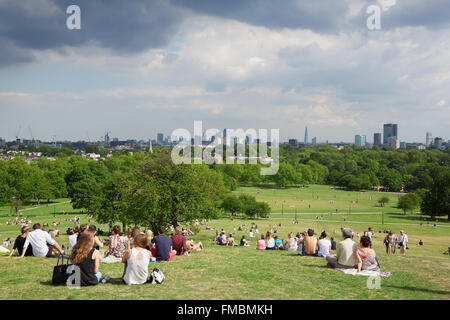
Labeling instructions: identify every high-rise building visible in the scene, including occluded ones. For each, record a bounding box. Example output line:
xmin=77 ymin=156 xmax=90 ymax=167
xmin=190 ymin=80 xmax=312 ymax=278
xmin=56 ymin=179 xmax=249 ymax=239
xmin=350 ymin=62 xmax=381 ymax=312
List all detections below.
xmin=383 ymin=123 xmax=398 ymax=145
xmin=304 ymin=126 xmax=308 ymax=144
xmin=157 ymin=133 xmax=164 ymax=145
xmin=426 ymin=132 xmax=433 ymax=147
xmin=288 ymin=139 xmax=298 ymax=147
xmin=312 ymin=137 xmax=317 ymax=146
xmin=373 ymin=133 xmax=382 ymax=146
xmin=390 ymin=138 xmax=400 ymax=149
xmin=434 ymin=137 xmax=443 ymax=149
xmin=355 ymin=135 xmax=366 ymax=146
xmin=0 ymin=138 xmax=5 ymax=147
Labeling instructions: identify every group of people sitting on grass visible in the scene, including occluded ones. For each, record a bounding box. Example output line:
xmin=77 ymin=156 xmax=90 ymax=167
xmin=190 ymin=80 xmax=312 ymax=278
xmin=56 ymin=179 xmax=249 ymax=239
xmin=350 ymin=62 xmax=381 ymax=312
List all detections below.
xmin=252 ymin=227 xmax=379 ymax=273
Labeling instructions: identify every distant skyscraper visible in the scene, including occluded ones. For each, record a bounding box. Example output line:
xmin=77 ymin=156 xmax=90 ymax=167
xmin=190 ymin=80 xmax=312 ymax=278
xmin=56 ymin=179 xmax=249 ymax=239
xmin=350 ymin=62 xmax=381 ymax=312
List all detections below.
xmin=288 ymin=139 xmax=298 ymax=147
xmin=304 ymin=126 xmax=308 ymax=144
xmin=374 ymin=133 xmax=382 ymax=146
xmin=157 ymin=133 xmax=164 ymax=145
xmin=355 ymin=135 xmax=366 ymax=146
xmin=426 ymin=132 xmax=433 ymax=147
xmin=434 ymin=137 xmax=443 ymax=149
xmin=383 ymin=123 xmax=398 ymax=145
xmin=312 ymin=137 xmax=317 ymax=146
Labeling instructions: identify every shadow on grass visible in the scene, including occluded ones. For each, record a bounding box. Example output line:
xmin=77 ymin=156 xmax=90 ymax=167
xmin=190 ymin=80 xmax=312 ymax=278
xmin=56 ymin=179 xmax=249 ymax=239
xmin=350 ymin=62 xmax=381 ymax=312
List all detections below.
xmin=383 ymin=285 xmax=450 ymax=296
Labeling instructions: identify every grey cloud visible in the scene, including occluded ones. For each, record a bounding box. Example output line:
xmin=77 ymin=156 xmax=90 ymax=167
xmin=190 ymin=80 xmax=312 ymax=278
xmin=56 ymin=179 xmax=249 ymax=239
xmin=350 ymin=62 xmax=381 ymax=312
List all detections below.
xmin=0 ymin=0 xmax=185 ymax=66
xmin=170 ymin=0 xmax=350 ymax=33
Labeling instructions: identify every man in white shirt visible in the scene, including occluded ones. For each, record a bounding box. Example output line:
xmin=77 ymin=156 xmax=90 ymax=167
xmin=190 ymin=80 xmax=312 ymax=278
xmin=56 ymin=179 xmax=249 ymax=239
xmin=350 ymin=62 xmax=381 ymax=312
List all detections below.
xmin=326 ymin=228 xmax=358 ymax=269
xmin=20 ymin=223 xmax=64 ymax=258
xmin=397 ymin=230 xmax=408 ymax=254
xmin=364 ymin=227 xmax=373 ymax=248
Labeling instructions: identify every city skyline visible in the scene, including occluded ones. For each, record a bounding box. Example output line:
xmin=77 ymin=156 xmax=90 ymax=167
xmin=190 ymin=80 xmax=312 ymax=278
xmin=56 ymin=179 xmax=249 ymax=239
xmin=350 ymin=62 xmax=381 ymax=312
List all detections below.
xmin=1 ymin=1 xmax=450 ymax=142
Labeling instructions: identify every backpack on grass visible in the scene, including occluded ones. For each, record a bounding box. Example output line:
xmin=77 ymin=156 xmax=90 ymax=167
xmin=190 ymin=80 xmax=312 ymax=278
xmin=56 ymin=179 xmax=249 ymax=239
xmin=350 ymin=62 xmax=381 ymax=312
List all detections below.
xmin=149 ymin=268 xmax=165 ymax=284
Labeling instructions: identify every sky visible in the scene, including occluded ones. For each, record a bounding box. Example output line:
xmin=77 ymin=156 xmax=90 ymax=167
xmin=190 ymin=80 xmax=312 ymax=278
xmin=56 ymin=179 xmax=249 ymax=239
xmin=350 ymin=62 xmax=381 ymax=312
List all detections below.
xmin=0 ymin=0 xmax=450 ymax=143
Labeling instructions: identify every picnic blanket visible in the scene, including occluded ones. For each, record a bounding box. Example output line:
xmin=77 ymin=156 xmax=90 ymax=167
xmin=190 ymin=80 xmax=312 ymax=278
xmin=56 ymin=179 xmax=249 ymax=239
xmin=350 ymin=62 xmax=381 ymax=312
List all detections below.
xmin=101 ymin=256 xmax=122 ymax=264
xmin=336 ymin=268 xmax=392 ymax=277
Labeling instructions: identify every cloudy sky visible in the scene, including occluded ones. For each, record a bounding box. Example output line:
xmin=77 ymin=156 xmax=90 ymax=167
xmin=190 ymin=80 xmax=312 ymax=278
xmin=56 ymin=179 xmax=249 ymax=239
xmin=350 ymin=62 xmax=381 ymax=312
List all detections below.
xmin=0 ymin=0 xmax=449 ymax=143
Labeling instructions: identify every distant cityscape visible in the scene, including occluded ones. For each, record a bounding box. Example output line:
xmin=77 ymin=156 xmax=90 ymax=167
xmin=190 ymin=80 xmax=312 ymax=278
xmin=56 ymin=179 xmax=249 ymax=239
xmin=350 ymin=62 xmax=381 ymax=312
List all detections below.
xmin=0 ymin=123 xmax=448 ymax=158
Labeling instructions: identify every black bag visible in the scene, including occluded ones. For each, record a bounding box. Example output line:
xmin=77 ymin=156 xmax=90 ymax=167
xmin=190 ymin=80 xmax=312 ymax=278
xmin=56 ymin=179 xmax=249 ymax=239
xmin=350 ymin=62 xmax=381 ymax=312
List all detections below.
xmin=52 ymin=255 xmax=72 ymax=285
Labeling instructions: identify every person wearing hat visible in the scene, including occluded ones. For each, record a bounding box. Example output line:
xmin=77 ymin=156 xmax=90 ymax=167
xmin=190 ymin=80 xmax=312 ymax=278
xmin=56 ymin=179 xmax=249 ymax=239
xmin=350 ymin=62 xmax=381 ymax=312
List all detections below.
xmin=326 ymin=228 xmax=358 ymax=269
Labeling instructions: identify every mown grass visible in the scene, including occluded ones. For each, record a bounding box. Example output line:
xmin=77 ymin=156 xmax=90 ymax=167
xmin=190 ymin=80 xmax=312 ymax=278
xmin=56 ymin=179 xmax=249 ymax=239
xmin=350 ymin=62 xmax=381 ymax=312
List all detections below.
xmin=0 ymin=186 xmax=449 ymax=300
xmin=1 ymin=216 xmax=449 ymax=300
xmin=234 ymin=185 xmax=410 ymax=213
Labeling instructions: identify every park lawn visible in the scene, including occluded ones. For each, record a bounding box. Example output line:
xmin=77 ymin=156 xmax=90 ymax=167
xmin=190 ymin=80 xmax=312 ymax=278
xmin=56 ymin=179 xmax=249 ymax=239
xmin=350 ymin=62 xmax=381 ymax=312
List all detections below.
xmin=0 ymin=217 xmax=449 ymax=300
xmin=234 ymin=185 xmax=406 ymax=213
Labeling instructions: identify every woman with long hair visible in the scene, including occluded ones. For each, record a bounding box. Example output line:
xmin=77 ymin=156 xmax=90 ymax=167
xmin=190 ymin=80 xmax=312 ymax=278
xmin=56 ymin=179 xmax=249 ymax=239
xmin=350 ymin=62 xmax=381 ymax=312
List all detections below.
xmin=108 ymin=225 xmax=125 ymax=258
xmin=8 ymin=226 xmax=33 ymax=257
xmin=70 ymin=231 xmax=103 ymax=286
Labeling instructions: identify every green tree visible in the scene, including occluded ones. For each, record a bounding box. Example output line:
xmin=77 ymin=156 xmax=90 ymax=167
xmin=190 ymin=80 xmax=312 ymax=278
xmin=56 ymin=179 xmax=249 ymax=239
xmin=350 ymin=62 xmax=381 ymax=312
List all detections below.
xmin=421 ymin=168 xmax=450 ymax=220
xmin=397 ymin=193 xmax=420 ymax=215
xmin=378 ymin=196 xmax=390 ymax=207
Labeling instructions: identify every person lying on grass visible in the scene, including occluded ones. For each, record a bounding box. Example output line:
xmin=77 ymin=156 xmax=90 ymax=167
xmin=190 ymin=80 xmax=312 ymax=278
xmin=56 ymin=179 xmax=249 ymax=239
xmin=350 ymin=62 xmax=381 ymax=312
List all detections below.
xmin=122 ymin=233 xmax=151 ymax=285
xmin=8 ymin=226 xmax=33 ymax=257
xmin=70 ymin=230 xmax=107 ymax=286
xmin=186 ymin=239 xmax=203 ymax=252
xmin=355 ymin=235 xmax=379 ymax=273
xmin=19 ymin=223 xmax=64 ymax=258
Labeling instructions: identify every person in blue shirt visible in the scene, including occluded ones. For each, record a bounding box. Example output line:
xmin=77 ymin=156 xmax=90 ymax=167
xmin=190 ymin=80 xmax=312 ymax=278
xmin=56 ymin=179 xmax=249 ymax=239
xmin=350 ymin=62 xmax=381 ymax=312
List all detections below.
xmin=217 ymin=232 xmax=226 ymax=245
xmin=274 ymin=235 xmax=284 ymax=250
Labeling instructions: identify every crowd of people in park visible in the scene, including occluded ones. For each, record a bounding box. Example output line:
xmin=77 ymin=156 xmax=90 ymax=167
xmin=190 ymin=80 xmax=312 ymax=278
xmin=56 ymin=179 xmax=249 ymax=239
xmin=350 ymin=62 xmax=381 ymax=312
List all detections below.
xmin=2 ymin=215 xmax=450 ymax=285
xmin=2 ymin=219 xmax=204 ymax=286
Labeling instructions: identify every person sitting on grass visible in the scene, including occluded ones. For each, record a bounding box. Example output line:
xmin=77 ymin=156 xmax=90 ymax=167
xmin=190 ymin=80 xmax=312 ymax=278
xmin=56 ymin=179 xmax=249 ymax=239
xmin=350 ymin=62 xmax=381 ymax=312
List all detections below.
xmin=443 ymin=247 xmax=450 ymax=255
xmin=87 ymin=225 xmax=104 ymax=250
xmin=151 ymin=226 xmax=176 ymax=262
xmin=330 ymin=237 xmax=337 ymax=251
xmin=240 ymin=235 xmax=250 ymax=247
xmin=68 ymin=226 xmax=79 ymax=250
xmin=355 ymin=235 xmax=379 ymax=273
xmin=172 ymin=226 xmax=189 ymax=256
xmin=274 ymin=235 xmax=284 ymax=250
xmin=108 ymin=225 xmax=125 ymax=258
xmin=285 ymin=232 xmax=298 ymax=252
xmin=70 ymin=230 xmax=105 ymax=286
xmin=227 ymin=233 xmax=235 ymax=246
xmin=317 ymin=231 xmax=331 ymax=258
xmin=416 ymin=240 xmax=424 ymax=246
xmin=265 ymin=232 xmax=275 ymax=250
xmin=122 ymin=233 xmax=151 ymax=285
xmin=257 ymin=235 xmax=266 ymax=250
xmin=20 ymin=223 xmax=64 ymax=258
xmin=300 ymin=229 xmax=318 ymax=256
xmin=8 ymin=226 xmax=33 ymax=257
xmin=217 ymin=232 xmax=227 ymax=245
xmin=326 ymin=228 xmax=358 ymax=269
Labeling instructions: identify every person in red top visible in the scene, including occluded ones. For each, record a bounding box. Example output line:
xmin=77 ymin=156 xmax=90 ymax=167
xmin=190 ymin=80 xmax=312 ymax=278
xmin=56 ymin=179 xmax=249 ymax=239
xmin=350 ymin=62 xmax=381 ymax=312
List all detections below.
xmin=171 ymin=226 xmax=189 ymax=256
